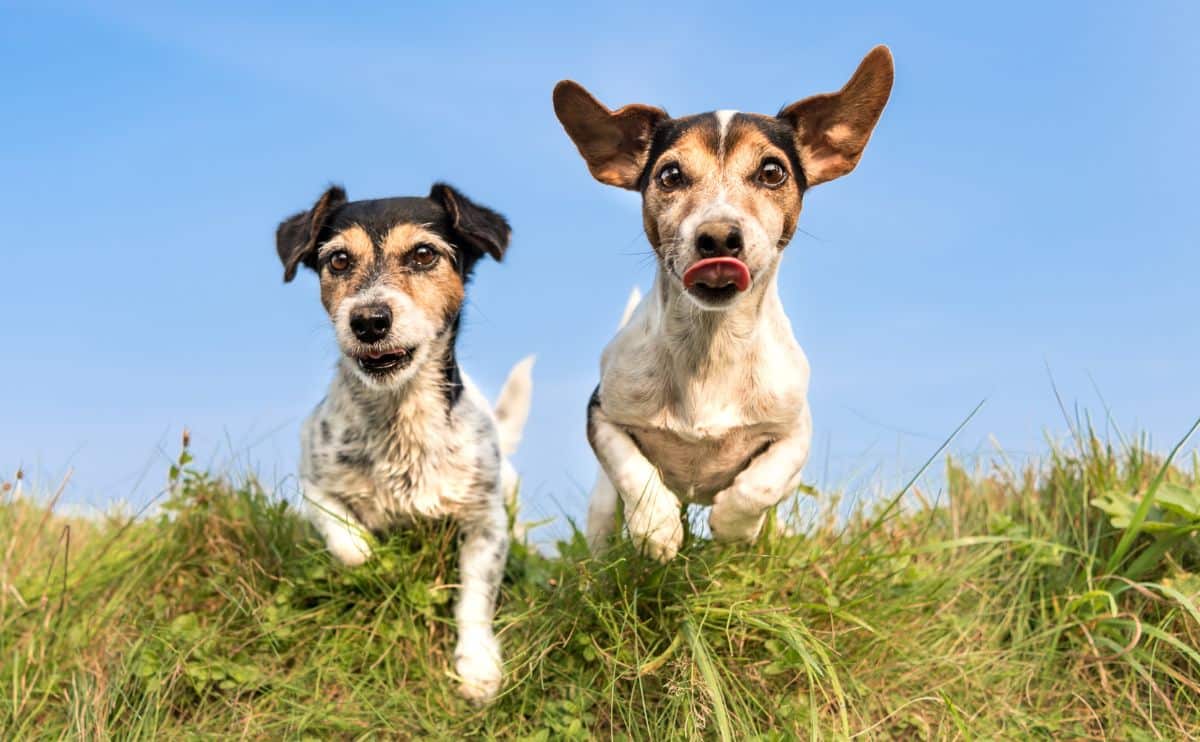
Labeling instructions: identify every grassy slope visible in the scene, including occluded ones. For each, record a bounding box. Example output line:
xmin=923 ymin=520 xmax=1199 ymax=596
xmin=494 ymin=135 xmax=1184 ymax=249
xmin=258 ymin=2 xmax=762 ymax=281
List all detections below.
xmin=2 ymin=434 xmax=1199 ymax=740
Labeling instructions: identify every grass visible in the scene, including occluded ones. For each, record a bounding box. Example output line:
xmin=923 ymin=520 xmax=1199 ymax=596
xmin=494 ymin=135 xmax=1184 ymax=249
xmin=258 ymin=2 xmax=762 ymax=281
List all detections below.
xmin=3 ymin=426 xmax=1199 ymax=739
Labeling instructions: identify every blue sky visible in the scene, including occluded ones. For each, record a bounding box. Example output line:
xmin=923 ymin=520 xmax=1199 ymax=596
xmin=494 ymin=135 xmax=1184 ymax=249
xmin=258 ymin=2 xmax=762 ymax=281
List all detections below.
xmin=3 ymin=2 xmax=1198 ymax=528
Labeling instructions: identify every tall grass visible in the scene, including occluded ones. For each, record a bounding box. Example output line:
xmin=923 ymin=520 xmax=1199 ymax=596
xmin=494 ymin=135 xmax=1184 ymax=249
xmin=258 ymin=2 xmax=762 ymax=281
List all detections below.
xmin=2 ymin=428 xmax=1198 ymax=738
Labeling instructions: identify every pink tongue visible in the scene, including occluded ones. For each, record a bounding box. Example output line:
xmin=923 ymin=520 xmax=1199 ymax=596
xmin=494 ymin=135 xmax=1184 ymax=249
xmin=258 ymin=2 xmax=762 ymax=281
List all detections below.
xmin=682 ymin=257 xmax=751 ymax=291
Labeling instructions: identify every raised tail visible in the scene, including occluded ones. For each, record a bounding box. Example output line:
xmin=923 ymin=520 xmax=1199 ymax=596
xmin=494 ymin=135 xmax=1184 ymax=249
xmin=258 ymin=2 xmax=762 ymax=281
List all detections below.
xmin=618 ymin=285 xmax=642 ymax=329
xmin=494 ymin=355 xmax=535 ymax=457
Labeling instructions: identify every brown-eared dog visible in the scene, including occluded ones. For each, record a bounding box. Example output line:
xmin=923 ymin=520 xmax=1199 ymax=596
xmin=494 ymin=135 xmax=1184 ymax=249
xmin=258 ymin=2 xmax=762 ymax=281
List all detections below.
xmin=554 ymin=47 xmax=894 ymax=561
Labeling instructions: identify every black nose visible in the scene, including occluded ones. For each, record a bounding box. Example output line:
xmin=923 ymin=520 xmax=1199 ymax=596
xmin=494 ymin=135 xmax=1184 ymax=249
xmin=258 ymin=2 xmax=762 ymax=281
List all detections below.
xmin=349 ymin=304 xmax=392 ymax=344
xmin=695 ymin=221 xmax=743 ymax=258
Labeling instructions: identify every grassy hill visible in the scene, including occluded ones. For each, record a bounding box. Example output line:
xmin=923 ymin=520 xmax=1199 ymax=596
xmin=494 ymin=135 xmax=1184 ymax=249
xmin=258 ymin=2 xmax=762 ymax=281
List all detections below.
xmin=3 ymin=428 xmax=1199 ymax=739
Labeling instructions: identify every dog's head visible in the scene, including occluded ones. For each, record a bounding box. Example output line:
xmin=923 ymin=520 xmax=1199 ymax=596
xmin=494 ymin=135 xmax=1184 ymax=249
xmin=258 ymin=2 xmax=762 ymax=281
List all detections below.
xmin=554 ymin=46 xmax=893 ymax=310
xmin=276 ymin=183 xmax=510 ymax=388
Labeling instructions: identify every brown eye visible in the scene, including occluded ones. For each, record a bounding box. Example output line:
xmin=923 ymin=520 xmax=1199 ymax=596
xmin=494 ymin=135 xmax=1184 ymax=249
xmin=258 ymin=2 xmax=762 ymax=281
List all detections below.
xmin=409 ymin=244 xmax=439 ymax=269
xmin=757 ymin=159 xmax=788 ymax=188
xmin=657 ymin=163 xmax=685 ymax=190
xmin=328 ymin=250 xmax=351 ymax=273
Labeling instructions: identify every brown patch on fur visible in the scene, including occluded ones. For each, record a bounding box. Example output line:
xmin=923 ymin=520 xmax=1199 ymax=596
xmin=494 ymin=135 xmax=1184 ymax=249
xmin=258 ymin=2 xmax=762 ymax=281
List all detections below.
xmin=318 ymin=225 xmax=375 ymax=313
xmin=381 ymin=224 xmax=465 ymax=327
xmin=317 ymin=224 xmax=465 ymax=328
xmin=722 ymin=118 xmax=803 ymax=245
xmin=641 ymin=120 xmax=802 ymax=253
xmin=641 ymin=127 xmax=722 ymax=254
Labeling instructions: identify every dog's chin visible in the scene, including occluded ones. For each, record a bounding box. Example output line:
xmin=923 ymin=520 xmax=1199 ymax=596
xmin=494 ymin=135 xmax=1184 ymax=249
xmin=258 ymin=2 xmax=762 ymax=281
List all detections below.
xmin=684 ymin=283 xmax=746 ymax=310
xmin=345 ymin=346 xmax=419 ymax=388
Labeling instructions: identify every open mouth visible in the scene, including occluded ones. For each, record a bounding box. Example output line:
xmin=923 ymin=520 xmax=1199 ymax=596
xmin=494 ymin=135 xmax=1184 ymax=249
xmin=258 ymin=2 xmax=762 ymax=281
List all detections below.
xmin=353 ymin=347 xmax=416 ymax=376
xmin=682 ymin=257 xmax=752 ymax=304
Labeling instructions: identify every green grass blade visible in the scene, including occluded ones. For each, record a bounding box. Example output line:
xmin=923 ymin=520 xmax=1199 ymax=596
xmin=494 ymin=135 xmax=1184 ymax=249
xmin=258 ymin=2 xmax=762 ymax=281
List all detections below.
xmin=682 ymin=618 xmax=733 ymax=742
xmin=1104 ymin=417 xmax=1200 ymax=574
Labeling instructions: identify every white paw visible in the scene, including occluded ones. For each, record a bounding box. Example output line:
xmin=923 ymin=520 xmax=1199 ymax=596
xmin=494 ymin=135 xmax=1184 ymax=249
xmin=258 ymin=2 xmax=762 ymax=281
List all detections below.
xmin=627 ymin=513 xmax=684 ymax=562
xmin=709 ymin=500 xmax=766 ymax=544
xmin=454 ymin=631 xmax=502 ymax=704
xmin=324 ymin=527 xmax=373 ymax=567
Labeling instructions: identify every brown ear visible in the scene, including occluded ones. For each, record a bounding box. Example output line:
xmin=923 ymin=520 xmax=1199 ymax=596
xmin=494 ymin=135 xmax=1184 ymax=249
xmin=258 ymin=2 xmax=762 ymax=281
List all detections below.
xmin=552 ymin=80 xmax=668 ymax=190
xmin=778 ymin=46 xmax=894 ymax=187
xmin=429 ymin=182 xmax=511 ymax=263
xmin=276 ymin=185 xmax=347 ymax=282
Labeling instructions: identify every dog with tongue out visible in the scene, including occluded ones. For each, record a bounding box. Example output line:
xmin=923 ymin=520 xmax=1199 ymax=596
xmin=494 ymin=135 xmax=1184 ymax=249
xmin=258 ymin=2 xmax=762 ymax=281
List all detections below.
xmin=553 ymin=46 xmax=894 ymax=561
xmin=684 ymin=256 xmax=752 ymax=295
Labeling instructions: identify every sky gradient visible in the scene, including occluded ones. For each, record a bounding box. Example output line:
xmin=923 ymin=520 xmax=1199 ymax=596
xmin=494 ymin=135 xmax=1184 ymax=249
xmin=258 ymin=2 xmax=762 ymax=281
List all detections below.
xmin=3 ymin=2 xmax=1198 ymax=531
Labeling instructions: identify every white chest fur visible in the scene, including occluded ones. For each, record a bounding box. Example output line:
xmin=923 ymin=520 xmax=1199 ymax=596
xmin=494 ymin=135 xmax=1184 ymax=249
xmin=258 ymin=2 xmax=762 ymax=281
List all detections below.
xmin=300 ymin=364 xmax=499 ymax=529
xmin=597 ymin=275 xmax=810 ymax=500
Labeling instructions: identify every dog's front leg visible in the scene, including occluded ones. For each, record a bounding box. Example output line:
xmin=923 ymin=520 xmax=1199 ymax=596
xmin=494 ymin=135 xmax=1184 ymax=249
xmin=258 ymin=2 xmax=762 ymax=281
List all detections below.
xmin=453 ymin=502 xmax=508 ymax=704
xmin=709 ymin=408 xmax=813 ymax=543
xmin=584 ymin=470 xmax=621 ymax=553
xmin=588 ymin=406 xmax=683 ymax=561
xmin=303 ymin=481 xmax=373 ymax=566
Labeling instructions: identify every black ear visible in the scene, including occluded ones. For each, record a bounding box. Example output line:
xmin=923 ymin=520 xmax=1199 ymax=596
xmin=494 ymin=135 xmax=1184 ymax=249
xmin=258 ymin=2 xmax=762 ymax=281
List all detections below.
xmin=275 ymin=185 xmax=348 ymax=282
xmin=429 ymin=183 xmax=511 ymax=263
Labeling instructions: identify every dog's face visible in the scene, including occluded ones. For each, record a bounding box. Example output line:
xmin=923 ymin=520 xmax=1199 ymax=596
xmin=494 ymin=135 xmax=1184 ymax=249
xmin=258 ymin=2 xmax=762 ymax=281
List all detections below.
xmin=276 ymin=184 xmax=510 ymax=388
xmin=554 ymin=46 xmax=893 ymax=310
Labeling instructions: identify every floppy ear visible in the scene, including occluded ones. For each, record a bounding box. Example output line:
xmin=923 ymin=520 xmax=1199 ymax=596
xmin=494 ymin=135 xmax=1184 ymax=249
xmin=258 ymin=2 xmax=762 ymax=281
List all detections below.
xmin=276 ymin=185 xmax=347 ymax=282
xmin=552 ymin=80 xmax=668 ymax=190
xmin=778 ymin=45 xmax=894 ymax=187
xmin=429 ymin=183 xmax=511 ymax=263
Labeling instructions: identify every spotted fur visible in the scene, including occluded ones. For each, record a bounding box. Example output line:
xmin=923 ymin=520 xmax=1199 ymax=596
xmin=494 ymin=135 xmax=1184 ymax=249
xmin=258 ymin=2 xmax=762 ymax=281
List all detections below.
xmin=277 ymin=183 xmax=529 ymax=703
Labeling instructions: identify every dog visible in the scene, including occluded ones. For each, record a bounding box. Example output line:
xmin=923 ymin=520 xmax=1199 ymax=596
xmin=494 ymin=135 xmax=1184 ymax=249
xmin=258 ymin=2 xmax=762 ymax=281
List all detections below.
xmin=553 ymin=46 xmax=894 ymax=561
xmin=275 ymin=182 xmax=531 ymax=703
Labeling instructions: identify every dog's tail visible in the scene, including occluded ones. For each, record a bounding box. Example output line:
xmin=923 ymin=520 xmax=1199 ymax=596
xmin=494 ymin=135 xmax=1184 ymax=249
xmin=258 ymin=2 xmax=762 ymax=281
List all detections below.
xmin=618 ymin=286 xmax=642 ymax=329
xmin=494 ymin=355 xmax=535 ymax=457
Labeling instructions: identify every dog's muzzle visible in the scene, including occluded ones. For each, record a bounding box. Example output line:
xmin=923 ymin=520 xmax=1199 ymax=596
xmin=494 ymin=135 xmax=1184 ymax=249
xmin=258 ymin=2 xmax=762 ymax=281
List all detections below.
xmin=354 ymin=346 xmax=415 ymax=375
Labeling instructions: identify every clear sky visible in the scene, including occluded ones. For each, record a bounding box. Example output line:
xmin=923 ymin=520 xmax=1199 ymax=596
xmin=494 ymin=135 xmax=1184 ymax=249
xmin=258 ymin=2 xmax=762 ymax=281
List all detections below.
xmin=3 ymin=2 xmax=1198 ymax=529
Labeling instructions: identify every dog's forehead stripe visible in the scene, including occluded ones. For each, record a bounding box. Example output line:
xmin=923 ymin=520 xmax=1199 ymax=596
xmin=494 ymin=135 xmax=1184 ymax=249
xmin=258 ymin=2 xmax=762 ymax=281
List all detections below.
xmin=715 ymin=109 xmax=738 ymax=148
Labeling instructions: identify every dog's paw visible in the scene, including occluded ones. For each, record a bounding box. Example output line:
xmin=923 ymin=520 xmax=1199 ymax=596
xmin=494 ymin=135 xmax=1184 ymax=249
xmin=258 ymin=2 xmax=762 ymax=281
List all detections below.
xmin=324 ymin=527 xmax=373 ymax=567
xmin=709 ymin=498 xmax=766 ymax=544
xmin=627 ymin=515 xmax=684 ymax=562
xmin=454 ymin=631 xmax=503 ymax=704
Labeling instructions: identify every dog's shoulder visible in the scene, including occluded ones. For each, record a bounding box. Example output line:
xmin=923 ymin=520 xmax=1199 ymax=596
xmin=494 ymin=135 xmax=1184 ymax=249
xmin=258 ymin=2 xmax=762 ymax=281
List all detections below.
xmin=754 ymin=306 xmax=811 ymax=404
xmin=596 ymin=299 xmax=665 ymax=415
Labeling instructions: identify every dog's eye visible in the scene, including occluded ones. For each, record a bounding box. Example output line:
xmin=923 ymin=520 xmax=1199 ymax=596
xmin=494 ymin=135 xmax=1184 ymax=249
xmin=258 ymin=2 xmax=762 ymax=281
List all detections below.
xmin=328 ymin=250 xmax=351 ymax=274
xmin=657 ymin=164 xmax=685 ymax=191
xmin=756 ymin=159 xmax=788 ymax=188
xmin=408 ymin=244 xmax=439 ymax=269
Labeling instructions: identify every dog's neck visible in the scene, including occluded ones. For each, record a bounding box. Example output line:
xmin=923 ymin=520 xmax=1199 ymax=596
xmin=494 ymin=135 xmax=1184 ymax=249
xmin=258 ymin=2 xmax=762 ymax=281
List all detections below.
xmin=338 ymin=330 xmax=463 ymax=442
xmin=650 ymin=262 xmax=784 ymax=372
